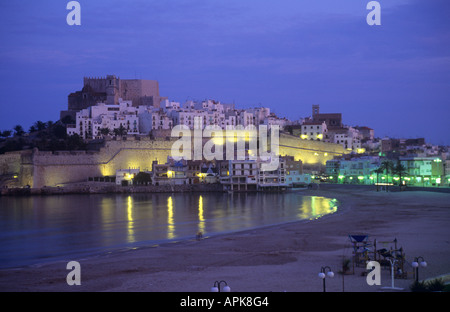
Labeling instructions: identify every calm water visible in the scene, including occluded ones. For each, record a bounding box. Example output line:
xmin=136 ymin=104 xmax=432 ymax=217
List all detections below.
xmin=0 ymin=192 xmax=338 ymax=268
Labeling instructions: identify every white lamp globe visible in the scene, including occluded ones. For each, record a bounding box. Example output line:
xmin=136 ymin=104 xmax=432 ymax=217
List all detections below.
xmin=318 ymin=272 xmax=326 ymax=279
xmin=223 ymin=285 xmax=231 ymax=292
xmin=211 ymin=287 xmax=219 ymax=292
xmin=420 ymin=261 xmax=427 ymax=268
xmin=411 ymin=261 xmax=419 ymax=268
xmin=327 ymin=271 xmax=335 ymax=278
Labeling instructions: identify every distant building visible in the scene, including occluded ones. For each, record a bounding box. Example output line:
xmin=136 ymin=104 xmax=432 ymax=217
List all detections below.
xmin=138 ymin=107 xmax=173 ymax=133
xmin=115 ymin=168 xmax=140 ymax=186
xmin=354 ymin=126 xmax=375 ymax=141
xmin=218 ymin=159 xmax=258 ymax=191
xmin=284 ymin=156 xmax=310 ymax=186
xmin=61 ymin=75 xmax=166 ymax=121
xmin=300 ymin=121 xmax=328 ymax=141
xmin=311 ymin=105 xmax=342 ymax=129
xmin=325 ymin=156 xmax=380 ymax=184
xmin=67 ymin=100 xmax=139 ymax=139
xmin=399 ymin=156 xmax=444 ymax=186
xmin=257 ymin=157 xmax=287 ymax=190
xmin=329 ymin=127 xmax=362 ymax=153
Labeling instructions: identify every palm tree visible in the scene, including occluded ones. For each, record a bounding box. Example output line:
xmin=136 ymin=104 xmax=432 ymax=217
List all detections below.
xmin=0 ymin=130 xmax=12 ymax=138
xmin=13 ymin=125 xmax=25 ymax=137
xmin=46 ymin=121 xmax=54 ymax=129
xmin=373 ymin=167 xmax=384 ymax=192
xmin=34 ymin=121 xmax=47 ymax=131
xmin=380 ymin=160 xmax=393 ymax=192
xmin=113 ymin=124 xmax=127 ymax=137
xmin=393 ymin=160 xmax=407 ymax=189
xmin=99 ymin=127 xmax=111 ymax=137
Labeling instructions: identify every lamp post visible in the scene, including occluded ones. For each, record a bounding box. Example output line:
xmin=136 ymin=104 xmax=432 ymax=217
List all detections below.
xmin=318 ymin=266 xmax=334 ymax=292
xmin=411 ymin=256 xmax=427 ymax=282
xmin=211 ymin=280 xmax=231 ymax=292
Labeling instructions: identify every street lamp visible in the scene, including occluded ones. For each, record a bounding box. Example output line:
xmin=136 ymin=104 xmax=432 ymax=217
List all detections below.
xmin=318 ymin=266 xmax=334 ymax=292
xmin=411 ymin=256 xmax=427 ymax=282
xmin=211 ymin=280 xmax=231 ymax=292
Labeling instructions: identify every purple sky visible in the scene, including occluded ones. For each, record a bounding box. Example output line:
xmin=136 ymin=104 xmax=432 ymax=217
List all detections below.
xmin=0 ymin=0 xmax=449 ymax=145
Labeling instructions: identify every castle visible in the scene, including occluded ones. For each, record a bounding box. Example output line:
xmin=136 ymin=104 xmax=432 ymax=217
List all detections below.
xmin=60 ymin=75 xmax=166 ymax=121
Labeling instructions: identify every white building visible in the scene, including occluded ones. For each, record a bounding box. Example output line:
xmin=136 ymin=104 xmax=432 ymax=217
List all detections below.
xmin=138 ymin=107 xmax=173 ymax=133
xmin=330 ymin=127 xmax=362 ymax=153
xmin=257 ymin=157 xmax=287 ymax=189
xmin=300 ymin=121 xmax=328 ymax=141
xmin=115 ymin=168 xmax=140 ymax=186
xmin=67 ymin=100 xmax=139 ymax=139
xmin=263 ymin=114 xmax=288 ymax=130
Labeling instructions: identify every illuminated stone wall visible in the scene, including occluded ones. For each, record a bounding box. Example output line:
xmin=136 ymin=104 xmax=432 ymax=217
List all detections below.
xmin=31 ymin=137 xmax=174 ymax=188
xmin=6 ymin=133 xmax=349 ymax=188
xmin=278 ymin=133 xmax=348 ymax=171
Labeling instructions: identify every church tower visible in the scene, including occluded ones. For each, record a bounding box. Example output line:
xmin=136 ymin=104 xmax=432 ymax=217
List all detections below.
xmin=106 ymin=75 xmax=120 ymax=104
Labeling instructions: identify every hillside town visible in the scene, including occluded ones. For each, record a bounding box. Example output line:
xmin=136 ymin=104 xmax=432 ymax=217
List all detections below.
xmin=1 ymin=75 xmax=449 ymax=191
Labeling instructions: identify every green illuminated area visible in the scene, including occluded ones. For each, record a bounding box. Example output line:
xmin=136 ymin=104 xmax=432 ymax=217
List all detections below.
xmin=324 ymin=157 xmax=448 ymax=187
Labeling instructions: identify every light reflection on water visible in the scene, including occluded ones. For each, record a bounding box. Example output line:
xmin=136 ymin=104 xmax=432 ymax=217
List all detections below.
xmin=0 ymin=193 xmax=338 ymax=268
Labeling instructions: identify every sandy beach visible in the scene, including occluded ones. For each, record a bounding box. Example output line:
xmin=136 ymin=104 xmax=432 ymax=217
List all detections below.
xmin=1 ymin=186 xmax=449 ymax=292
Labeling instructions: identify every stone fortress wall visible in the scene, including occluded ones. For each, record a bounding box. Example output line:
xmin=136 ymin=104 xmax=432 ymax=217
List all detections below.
xmin=0 ymin=135 xmax=348 ymax=189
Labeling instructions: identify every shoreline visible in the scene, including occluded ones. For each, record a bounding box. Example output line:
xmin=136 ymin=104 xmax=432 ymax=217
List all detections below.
xmin=2 ymin=182 xmax=449 ymax=197
xmin=0 ymin=186 xmax=449 ymax=292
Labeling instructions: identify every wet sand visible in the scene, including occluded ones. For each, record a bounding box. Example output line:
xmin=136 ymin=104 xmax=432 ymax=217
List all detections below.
xmin=1 ymin=186 xmax=449 ymax=292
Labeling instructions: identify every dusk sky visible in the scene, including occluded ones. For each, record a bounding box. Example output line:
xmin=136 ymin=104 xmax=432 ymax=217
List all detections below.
xmin=0 ymin=0 xmax=449 ymax=145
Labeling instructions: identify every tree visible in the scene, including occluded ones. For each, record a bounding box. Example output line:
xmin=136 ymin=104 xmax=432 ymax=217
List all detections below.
xmin=61 ymin=115 xmax=75 ymax=125
xmin=46 ymin=120 xmax=54 ymax=129
xmin=393 ymin=160 xmax=407 ymax=189
xmin=99 ymin=127 xmax=111 ymax=137
xmin=13 ymin=125 xmax=25 ymax=137
xmin=52 ymin=124 xmax=68 ymax=139
xmin=34 ymin=121 xmax=47 ymax=131
xmin=380 ymin=160 xmax=393 ymax=192
xmin=0 ymin=130 xmax=12 ymax=138
xmin=133 ymin=172 xmax=152 ymax=185
xmin=373 ymin=167 xmax=384 ymax=192
xmin=113 ymin=124 xmax=127 ymax=137
xmin=66 ymin=133 xmax=86 ymax=151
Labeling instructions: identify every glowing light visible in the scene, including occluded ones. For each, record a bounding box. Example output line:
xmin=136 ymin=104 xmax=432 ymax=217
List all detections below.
xmin=167 ymin=196 xmax=175 ymax=239
xmin=357 ymin=148 xmax=366 ymax=154
xmin=167 ymin=170 xmax=174 ymax=178
xmin=358 ymin=176 xmax=364 ymax=180
xmin=198 ymin=195 xmax=205 ymax=234
xmin=317 ymin=134 xmax=323 ymax=140
xmin=338 ymin=175 xmax=345 ymax=179
xmin=127 ymin=196 xmax=135 ymax=243
xmin=300 ymin=134 xmax=308 ymax=140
